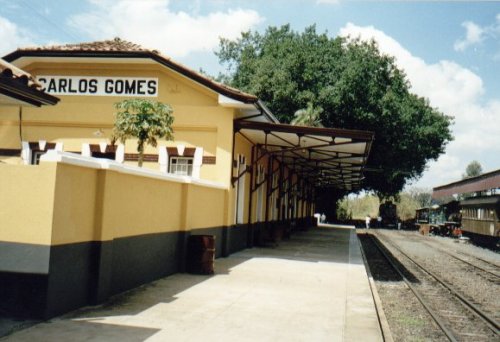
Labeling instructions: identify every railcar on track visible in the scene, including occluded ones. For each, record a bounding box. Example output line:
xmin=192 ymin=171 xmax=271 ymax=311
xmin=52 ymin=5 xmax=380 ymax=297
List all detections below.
xmin=431 ymin=168 xmax=500 ymax=247
xmin=460 ymin=195 xmax=500 ymax=245
xmin=379 ymin=201 xmax=398 ymax=228
xmin=431 ymin=200 xmax=461 ymax=236
xmin=415 ymin=201 xmax=461 ymax=236
xmin=415 ymin=207 xmax=430 ymax=225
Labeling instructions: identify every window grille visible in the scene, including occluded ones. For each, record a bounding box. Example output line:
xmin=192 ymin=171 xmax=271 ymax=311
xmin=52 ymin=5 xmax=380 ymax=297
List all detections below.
xmin=31 ymin=151 xmax=45 ymax=165
xmin=169 ymin=157 xmax=193 ymax=176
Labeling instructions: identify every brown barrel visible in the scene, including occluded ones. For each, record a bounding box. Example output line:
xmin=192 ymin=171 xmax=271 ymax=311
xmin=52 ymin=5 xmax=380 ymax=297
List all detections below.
xmin=187 ymin=235 xmax=215 ymax=274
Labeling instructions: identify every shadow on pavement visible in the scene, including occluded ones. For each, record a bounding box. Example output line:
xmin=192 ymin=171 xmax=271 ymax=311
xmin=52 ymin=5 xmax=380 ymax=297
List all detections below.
xmin=2 ymin=227 xmax=354 ymax=341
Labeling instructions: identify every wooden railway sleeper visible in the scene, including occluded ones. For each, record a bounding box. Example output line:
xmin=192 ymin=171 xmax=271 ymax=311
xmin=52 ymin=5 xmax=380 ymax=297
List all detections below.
xmin=377 ymin=234 xmax=500 ymax=335
xmin=369 ymin=236 xmax=459 ymax=342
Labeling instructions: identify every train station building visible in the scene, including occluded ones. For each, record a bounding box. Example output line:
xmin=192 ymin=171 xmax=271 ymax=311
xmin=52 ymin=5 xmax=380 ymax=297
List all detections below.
xmin=0 ymin=38 xmax=374 ymax=318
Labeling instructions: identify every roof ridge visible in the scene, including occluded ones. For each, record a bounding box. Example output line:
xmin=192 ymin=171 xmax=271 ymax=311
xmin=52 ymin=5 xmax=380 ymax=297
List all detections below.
xmin=17 ymin=37 xmax=150 ymax=53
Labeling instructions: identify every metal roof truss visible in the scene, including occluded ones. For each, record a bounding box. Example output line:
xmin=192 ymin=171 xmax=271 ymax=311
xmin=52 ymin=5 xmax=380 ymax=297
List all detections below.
xmin=234 ymin=120 xmax=373 ymax=191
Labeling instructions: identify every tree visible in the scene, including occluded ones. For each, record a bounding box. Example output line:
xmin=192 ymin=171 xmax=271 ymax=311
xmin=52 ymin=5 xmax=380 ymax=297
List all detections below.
xmin=407 ymin=187 xmax=432 ymax=208
xmin=113 ymin=99 xmax=174 ymax=167
xmin=396 ymin=192 xmax=420 ymax=221
xmin=291 ymin=102 xmax=323 ymax=127
xmin=462 ymin=160 xmax=482 ymax=179
xmin=216 ymin=25 xmax=453 ymax=197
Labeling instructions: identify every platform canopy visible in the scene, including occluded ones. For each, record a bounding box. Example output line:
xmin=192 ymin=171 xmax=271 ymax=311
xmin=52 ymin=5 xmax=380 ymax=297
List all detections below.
xmin=432 ymin=168 xmax=500 ymax=199
xmin=234 ymin=120 xmax=374 ymax=190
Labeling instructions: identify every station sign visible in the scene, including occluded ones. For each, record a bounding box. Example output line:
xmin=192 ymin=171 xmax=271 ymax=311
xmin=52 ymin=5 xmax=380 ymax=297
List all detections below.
xmin=36 ymin=76 xmax=158 ymax=97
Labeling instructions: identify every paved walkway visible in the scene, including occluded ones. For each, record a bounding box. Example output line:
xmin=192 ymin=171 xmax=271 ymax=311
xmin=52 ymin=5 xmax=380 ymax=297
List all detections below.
xmin=2 ymin=227 xmax=382 ymax=342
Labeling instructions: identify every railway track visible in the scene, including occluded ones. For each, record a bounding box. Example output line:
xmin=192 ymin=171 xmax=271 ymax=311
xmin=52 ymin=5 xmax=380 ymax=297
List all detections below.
xmin=385 ymin=231 xmax=500 ymax=284
xmin=420 ymin=240 xmax=500 ymax=283
xmin=367 ymin=233 xmax=499 ymax=341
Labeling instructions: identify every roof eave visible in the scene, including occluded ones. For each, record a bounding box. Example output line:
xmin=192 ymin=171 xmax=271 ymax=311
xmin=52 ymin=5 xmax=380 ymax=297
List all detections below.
xmin=0 ymin=77 xmax=60 ymax=106
xmin=4 ymin=49 xmax=258 ymax=105
xmin=255 ymin=100 xmax=279 ymax=124
xmin=234 ymin=119 xmax=375 ymax=141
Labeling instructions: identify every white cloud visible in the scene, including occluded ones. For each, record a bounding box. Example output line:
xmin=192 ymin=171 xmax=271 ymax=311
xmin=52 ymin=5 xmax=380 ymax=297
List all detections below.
xmin=454 ymin=14 xmax=500 ymax=53
xmin=0 ymin=16 xmax=34 ymax=56
xmin=67 ymin=0 xmax=263 ymax=58
xmin=411 ymin=154 xmax=462 ymax=189
xmin=454 ymin=21 xmax=484 ymax=51
xmin=339 ymin=23 xmax=500 ymax=189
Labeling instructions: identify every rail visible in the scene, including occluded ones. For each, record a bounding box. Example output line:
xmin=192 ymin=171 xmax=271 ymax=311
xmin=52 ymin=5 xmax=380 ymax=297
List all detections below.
xmin=367 ymin=234 xmax=459 ymax=342
xmin=376 ymin=233 xmax=500 ymax=336
xmin=420 ymin=240 xmax=500 ymax=280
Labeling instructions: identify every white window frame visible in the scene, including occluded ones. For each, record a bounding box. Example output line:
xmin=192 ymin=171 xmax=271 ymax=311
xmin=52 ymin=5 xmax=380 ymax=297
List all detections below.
xmin=22 ymin=141 xmax=63 ymax=165
xmin=169 ymin=157 xmax=193 ymax=176
xmin=31 ymin=150 xmax=46 ymax=165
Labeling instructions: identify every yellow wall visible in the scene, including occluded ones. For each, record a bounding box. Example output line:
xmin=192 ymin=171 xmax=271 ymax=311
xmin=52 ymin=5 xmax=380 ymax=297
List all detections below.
xmin=0 ymin=160 xmax=227 ymax=246
xmin=51 ymin=163 xmax=98 ymax=244
xmin=185 ymin=184 xmax=226 ymax=229
xmin=0 ymin=163 xmax=57 ymax=245
xmin=0 ymin=61 xmax=236 ymax=185
xmin=97 ymin=170 xmax=184 ymax=241
xmin=1 ymin=57 xmax=313 ymax=243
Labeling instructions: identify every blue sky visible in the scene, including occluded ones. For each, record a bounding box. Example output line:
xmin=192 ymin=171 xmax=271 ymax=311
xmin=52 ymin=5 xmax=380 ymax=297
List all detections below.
xmin=1 ymin=0 xmax=499 ymax=190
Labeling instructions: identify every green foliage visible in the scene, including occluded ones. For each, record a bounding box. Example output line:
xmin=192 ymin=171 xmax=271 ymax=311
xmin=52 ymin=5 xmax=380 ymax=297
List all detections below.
xmin=337 ymin=187 xmax=430 ymax=221
xmin=291 ymin=102 xmax=323 ymax=127
xmin=113 ymin=98 xmax=174 ymax=166
xmin=396 ymin=192 xmax=420 ymax=221
xmin=462 ymin=160 xmax=483 ymax=179
xmin=337 ymin=194 xmax=380 ymax=220
xmin=407 ymin=187 xmax=432 ymax=208
xmin=216 ymin=24 xmax=453 ymax=197
xmin=336 ymin=205 xmax=352 ymax=221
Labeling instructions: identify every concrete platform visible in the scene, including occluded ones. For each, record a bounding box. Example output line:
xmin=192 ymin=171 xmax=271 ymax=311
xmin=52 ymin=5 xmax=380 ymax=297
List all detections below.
xmin=1 ymin=227 xmax=382 ymax=342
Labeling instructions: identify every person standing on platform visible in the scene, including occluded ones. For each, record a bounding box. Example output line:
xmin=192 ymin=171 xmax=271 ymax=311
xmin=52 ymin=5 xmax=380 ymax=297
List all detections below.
xmin=365 ymin=215 xmax=371 ymax=229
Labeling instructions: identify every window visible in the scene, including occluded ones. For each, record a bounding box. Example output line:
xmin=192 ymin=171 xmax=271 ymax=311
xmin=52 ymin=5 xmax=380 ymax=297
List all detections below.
xmin=169 ymin=157 xmax=193 ymax=176
xmin=30 ymin=150 xmax=46 ymax=165
xmin=26 ymin=142 xmax=57 ymax=165
xmin=91 ymin=151 xmax=116 ymax=160
xmin=90 ymin=144 xmax=116 ymax=160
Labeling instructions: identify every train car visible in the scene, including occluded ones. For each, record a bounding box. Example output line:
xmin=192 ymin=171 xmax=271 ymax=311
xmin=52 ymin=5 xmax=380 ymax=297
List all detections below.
xmin=432 ymin=168 xmax=500 ymax=246
xmin=416 ymin=205 xmax=444 ymax=234
xmin=459 ymin=195 xmax=500 ymax=247
xmin=415 ymin=206 xmax=431 ymax=233
xmin=429 ymin=201 xmax=461 ymax=236
xmin=415 ymin=207 xmax=430 ymax=229
xmin=414 ymin=201 xmax=461 ymax=236
xmin=379 ymin=201 xmax=398 ymax=228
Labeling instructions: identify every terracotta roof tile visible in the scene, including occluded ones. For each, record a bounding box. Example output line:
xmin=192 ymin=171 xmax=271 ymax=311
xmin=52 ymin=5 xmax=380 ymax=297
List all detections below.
xmin=18 ymin=37 xmax=151 ymax=53
xmin=0 ymin=58 xmax=40 ymax=89
xmin=0 ymin=58 xmax=59 ymax=105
